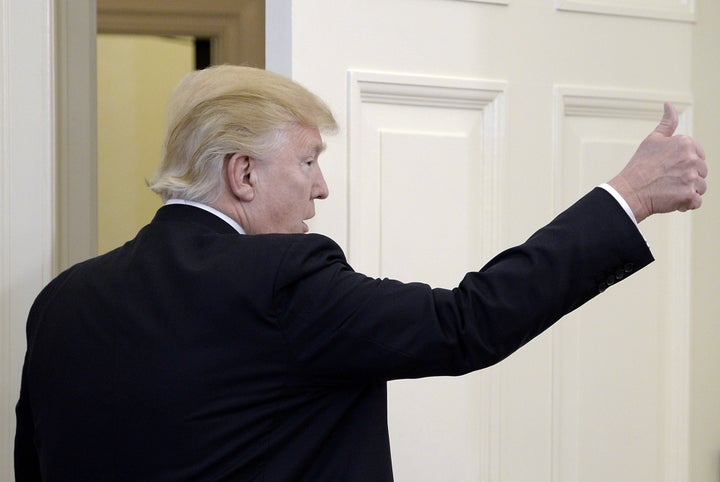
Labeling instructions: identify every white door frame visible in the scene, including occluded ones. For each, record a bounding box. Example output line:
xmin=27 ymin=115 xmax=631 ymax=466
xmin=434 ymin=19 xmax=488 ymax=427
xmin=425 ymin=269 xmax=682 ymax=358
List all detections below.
xmin=0 ymin=0 xmax=56 ymax=479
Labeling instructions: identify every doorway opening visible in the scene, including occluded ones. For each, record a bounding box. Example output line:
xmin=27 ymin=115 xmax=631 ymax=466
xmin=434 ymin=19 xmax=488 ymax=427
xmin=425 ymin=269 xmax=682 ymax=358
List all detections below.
xmin=94 ymin=1 xmax=264 ymax=253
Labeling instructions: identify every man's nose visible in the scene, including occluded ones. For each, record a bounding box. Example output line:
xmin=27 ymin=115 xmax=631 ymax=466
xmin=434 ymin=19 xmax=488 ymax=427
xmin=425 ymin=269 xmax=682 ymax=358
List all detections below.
xmin=314 ymin=169 xmax=329 ymax=199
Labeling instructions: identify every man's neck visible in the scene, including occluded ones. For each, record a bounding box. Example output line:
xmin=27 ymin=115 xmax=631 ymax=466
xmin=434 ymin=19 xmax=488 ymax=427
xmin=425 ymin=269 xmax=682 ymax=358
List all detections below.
xmin=165 ymin=199 xmax=246 ymax=234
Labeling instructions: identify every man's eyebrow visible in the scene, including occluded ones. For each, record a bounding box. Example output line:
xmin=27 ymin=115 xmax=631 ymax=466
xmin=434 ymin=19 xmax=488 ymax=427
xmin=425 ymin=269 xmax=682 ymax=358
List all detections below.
xmin=312 ymin=142 xmax=327 ymax=156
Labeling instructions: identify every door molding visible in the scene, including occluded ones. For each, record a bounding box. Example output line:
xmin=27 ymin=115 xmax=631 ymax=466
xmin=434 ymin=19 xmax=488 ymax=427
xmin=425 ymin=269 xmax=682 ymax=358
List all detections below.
xmin=97 ymin=0 xmax=264 ymax=67
xmin=55 ymin=0 xmax=98 ymax=273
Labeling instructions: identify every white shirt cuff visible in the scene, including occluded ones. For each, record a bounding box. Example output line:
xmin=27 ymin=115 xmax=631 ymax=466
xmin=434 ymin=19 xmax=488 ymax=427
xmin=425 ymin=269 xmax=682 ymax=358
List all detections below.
xmin=598 ymin=183 xmax=639 ymax=226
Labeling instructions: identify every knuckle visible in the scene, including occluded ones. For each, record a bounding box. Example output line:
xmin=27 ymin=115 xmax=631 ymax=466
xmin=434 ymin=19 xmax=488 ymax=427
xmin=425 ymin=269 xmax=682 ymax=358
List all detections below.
xmin=677 ymin=135 xmax=694 ymax=148
xmin=679 ymin=187 xmax=696 ymax=205
xmin=687 ymin=196 xmax=702 ymax=211
xmin=674 ymin=135 xmax=697 ymax=156
xmin=682 ymin=170 xmax=698 ymax=184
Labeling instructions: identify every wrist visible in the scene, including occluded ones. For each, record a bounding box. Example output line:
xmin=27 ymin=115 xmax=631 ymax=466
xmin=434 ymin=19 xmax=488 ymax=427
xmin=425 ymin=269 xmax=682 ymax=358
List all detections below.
xmin=608 ymin=176 xmax=650 ymax=223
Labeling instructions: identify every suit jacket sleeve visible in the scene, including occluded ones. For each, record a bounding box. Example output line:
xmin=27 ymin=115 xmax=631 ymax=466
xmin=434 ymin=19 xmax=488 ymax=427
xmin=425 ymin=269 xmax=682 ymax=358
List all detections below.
xmin=15 ymin=268 xmax=77 ymax=481
xmin=274 ymin=188 xmax=654 ymax=384
xmin=14 ymin=361 xmax=41 ymax=482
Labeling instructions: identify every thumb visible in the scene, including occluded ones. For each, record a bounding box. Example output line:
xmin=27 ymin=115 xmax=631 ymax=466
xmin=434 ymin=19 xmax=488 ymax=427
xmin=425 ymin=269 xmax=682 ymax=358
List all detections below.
xmin=654 ymin=101 xmax=678 ymax=137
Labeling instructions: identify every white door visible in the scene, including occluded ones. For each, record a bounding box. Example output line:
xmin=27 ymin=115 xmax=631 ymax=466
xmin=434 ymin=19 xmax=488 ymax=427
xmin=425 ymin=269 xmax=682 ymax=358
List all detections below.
xmin=268 ymin=0 xmax=696 ymax=480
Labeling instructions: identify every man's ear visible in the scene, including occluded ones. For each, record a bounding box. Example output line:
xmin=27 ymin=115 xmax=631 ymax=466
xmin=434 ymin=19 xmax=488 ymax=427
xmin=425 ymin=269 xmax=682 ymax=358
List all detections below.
xmin=225 ymin=152 xmax=255 ymax=202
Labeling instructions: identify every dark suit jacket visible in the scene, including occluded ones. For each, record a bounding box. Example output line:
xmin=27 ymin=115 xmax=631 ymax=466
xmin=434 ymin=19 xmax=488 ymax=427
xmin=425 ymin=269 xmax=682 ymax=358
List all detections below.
xmin=15 ymin=188 xmax=653 ymax=481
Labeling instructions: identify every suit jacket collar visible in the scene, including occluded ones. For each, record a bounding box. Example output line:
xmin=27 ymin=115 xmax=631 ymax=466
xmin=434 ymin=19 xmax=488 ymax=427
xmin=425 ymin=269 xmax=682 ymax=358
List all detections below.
xmin=151 ymin=204 xmax=240 ymax=235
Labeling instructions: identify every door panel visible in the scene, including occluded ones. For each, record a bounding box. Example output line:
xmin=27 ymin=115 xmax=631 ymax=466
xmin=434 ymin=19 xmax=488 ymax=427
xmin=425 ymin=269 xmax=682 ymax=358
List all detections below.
xmin=271 ymin=1 xmax=694 ymax=480
xmin=552 ymin=91 xmax=692 ymax=481
xmin=347 ymin=71 xmax=506 ymax=479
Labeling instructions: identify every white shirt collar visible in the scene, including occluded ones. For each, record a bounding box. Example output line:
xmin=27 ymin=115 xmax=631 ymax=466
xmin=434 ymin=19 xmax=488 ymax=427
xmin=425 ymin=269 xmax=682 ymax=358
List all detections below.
xmin=165 ymin=199 xmax=246 ymax=234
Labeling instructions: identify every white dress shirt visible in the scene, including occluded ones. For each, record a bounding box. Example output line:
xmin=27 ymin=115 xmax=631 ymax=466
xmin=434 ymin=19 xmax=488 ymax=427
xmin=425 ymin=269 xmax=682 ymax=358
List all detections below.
xmin=165 ymin=199 xmax=246 ymax=234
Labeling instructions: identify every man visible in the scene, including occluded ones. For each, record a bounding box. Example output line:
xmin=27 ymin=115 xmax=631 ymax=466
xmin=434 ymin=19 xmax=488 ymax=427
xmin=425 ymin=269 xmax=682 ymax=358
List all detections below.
xmin=15 ymin=65 xmax=707 ymax=481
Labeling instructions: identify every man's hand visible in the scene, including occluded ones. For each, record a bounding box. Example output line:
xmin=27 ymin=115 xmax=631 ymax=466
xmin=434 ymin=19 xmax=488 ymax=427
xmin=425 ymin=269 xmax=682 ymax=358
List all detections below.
xmin=609 ymin=102 xmax=708 ymax=223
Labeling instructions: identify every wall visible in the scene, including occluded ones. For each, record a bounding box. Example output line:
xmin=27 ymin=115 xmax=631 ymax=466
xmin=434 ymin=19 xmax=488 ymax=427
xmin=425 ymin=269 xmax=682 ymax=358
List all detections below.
xmin=691 ymin=0 xmax=720 ymax=480
xmin=0 ymin=0 xmax=55 ymax=479
xmin=96 ymin=34 xmax=193 ymax=253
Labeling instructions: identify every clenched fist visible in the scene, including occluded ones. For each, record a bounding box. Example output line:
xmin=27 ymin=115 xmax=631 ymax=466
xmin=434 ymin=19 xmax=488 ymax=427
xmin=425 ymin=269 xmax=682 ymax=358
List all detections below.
xmin=609 ymin=102 xmax=708 ymax=223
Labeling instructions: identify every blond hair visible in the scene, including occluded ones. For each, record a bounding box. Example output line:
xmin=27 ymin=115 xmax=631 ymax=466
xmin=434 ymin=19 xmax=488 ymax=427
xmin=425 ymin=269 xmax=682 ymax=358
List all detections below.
xmin=148 ymin=65 xmax=338 ymax=202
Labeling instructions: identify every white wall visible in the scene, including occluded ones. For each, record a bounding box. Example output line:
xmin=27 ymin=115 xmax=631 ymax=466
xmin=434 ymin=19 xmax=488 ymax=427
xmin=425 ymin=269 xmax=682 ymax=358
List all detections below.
xmin=691 ymin=1 xmax=720 ymax=480
xmin=0 ymin=0 xmax=55 ymax=479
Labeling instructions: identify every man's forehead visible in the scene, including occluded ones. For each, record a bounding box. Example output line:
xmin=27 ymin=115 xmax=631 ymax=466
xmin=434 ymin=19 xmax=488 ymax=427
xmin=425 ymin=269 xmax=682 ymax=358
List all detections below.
xmin=291 ymin=125 xmax=326 ymax=155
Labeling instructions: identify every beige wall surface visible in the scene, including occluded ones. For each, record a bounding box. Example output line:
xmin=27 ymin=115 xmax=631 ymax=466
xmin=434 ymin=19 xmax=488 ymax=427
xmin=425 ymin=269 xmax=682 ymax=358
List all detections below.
xmin=97 ymin=34 xmax=194 ymax=253
xmin=691 ymin=0 xmax=720 ymax=480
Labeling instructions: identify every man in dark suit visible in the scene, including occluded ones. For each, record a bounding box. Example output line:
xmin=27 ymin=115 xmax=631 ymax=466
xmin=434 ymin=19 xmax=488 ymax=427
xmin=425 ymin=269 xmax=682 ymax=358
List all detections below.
xmin=15 ymin=65 xmax=707 ymax=481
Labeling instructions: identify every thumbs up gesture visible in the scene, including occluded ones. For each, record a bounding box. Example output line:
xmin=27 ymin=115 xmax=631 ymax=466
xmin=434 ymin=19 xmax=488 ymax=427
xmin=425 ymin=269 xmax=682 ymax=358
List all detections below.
xmin=608 ymin=102 xmax=708 ymax=223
